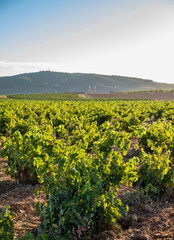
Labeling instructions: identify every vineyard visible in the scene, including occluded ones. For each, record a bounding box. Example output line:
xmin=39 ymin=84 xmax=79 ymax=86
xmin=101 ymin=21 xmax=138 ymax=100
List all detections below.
xmin=0 ymin=99 xmax=174 ymax=240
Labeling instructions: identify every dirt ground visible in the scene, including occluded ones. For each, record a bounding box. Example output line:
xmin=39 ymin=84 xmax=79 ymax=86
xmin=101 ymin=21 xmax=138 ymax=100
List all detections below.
xmin=86 ymin=92 xmax=174 ymax=101
xmin=0 ymin=157 xmax=46 ymax=239
xmin=0 ymin=95 xmax=7 ymax=99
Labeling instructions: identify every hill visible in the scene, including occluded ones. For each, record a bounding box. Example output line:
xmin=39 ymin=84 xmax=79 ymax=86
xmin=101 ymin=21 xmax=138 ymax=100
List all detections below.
xmin=0 ymin=71 xmax=174 ymax=94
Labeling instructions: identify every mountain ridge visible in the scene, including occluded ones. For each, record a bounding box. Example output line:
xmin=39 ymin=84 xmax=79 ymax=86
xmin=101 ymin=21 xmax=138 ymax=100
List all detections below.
xmin=0 ymin=71 xmax=173 ymax=94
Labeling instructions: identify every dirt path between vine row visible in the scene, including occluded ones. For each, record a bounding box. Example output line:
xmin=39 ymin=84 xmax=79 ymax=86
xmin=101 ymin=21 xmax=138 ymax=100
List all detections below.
xmin=0 ymin=154 xmax=174 ymax=239
xmin=0 ymin=157 xmax=46 ymax=239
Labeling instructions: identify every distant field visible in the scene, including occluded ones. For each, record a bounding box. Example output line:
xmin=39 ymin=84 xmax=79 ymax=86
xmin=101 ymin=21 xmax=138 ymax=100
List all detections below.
xmin=86 ymin=91 xmax=174 ymax=101
xmin=3 ymin=90 xmax=174 ymax=101
xmin=6 ymin=93 xmax=81 ymax=101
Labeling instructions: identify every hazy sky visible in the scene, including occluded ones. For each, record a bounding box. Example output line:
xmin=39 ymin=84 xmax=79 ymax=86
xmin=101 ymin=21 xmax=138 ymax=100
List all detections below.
xmin=0 ymin=0 xmax=174 ymax=83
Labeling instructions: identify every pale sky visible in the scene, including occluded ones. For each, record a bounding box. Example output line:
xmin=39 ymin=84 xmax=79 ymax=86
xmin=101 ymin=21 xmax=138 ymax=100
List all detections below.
xmin=0 ymin=0 xmax=174 ymax=83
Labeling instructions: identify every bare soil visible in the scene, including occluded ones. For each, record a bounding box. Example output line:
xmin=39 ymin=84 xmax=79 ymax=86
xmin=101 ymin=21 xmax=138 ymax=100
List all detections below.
xmin=78 ymin=94 xmax=87 ymax=98
xmin=86 ymin=92 xmax=174 ymax=101
xmin=0 ymin=157 xmax=46 ymax=239
xmin=0 ymin=95 xmax=7 ymax=99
